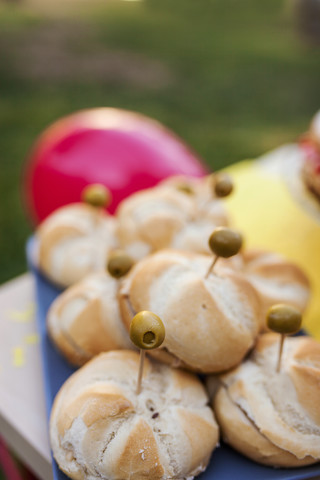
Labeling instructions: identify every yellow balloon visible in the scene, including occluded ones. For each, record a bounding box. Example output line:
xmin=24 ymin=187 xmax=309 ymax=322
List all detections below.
xmin=224 ymin=146 xmax=320 ymax=340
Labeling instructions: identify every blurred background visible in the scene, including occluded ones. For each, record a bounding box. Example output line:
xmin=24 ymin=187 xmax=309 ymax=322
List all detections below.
xmin=0 ymin=0 xmax=320 ymax=286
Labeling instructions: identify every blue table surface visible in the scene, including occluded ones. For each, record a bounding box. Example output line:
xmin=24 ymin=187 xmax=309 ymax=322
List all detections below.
xmin=27 ymin=237 xmax=320 ymax=480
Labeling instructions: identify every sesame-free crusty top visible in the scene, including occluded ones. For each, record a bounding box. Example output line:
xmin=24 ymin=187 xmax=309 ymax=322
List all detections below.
xmin=50 ymin=350 xmax=219 ymax=480
xmin=213 ymin=334 xmax=320 ymax=467
xmin=47 ymin=272 xmax=132 ymax=366
xmin=119 ymin=249 xmax=261 ymax=373
xmin=37 ymin=203 xmax=118 ymax=288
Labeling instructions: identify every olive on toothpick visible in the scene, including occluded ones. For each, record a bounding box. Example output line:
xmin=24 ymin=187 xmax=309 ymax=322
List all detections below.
xmin=82 ymin=183 xmax=111 ymax=208
xmin=130 ymin=311 xmax=165 ymax=394
xmin=107 ymin=250 xmax=134 ymax=278
xmin=266 ymin=304 xmax=302 ymax=373
xmin=213 ymin=172 xmax=234 ymax=198
xmin=205 ymin=227 xmax=243 ymax=278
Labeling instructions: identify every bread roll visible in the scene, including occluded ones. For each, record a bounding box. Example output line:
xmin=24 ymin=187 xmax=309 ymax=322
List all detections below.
xmin=50 ymin=350 xmax=219 ymax=480
xmin=36 ymin=204 xmax=118 ymax=287
xmin=47 ymin=272 xmax=133 ymax=366
xmin=213 ymin=333 xmax=320 ymax=467
xmin=241 ymin=249 xmax=310 ymax=325
xmin=159 ymin=173 xmax=232 ymax=211
xmin=119 ymin=249 xmax=261 ymax=373
xmin=116 ymin=182 xmax=229 ymax=259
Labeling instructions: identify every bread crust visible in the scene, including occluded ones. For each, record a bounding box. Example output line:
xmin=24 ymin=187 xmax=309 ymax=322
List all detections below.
xmin=50 ymin=350 xmax=219 ymax=480
xmin=116 ymin=187 xmax=195 ymax=255
xmin=214 ymin=387 xmax=315 ymax=467
xmin=37 ymin=204 xmax=118 ymax=287
xmin=119 ymin=249 xmax=261 ymax=373
xmin=241 ymin=249 xmax=310 ymax=326
xmin=115 ymin=182 xmax=229 ymax=259
xmin=47 ymin=272 xmax=132 ymax=365
xmin=213 ymin=333 xmax=320 ymax=467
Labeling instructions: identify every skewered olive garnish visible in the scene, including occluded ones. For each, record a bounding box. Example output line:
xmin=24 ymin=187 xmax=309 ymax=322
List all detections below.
xmin=107 ymin=250 xmax=134 ymax=278
xmin=130 ymin=311 xmax=165 ymax=394
xmin=130 ymin=311 xmax=165 ymax=350
xmin=213 ymin=173 xmax=234 ymax=198
xmin=205 ymin=227 xmax=243 ymax=278
xmin=266 ymin=304 xmax=302 ymax=372
xmin=267 ymin=304 xmax=302 ymax=334
xmin=82 ymin=183 xmax=111 ymax=208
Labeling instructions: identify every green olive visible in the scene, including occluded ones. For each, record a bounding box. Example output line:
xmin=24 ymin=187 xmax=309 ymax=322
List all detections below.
xmin=267 ymin=304 xmax=302 ymax=334
xmin=82 ymin=184 xmax=111 ymax=208
xmin=208 ymin=227 xmax=242 ymax=258
xmin=130 ymin=311 xmax=165 ymax=350
xmin=107 ymin=251 xmax=134 ymax=278
xmin=214 ymin=173 xmax=234 ymax=198
xmin=176 ymin=183 xmax=194 ymax=195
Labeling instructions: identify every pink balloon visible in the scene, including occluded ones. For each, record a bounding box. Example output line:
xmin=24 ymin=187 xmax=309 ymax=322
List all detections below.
xmin=23 ymin=108 xmax=208 ymax=224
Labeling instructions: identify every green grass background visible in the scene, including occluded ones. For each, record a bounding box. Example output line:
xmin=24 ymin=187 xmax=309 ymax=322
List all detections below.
xmin=0 ymin=0 xmax=320 ymax=286
xmin=0 ymin=0 xmax=320 ymax=477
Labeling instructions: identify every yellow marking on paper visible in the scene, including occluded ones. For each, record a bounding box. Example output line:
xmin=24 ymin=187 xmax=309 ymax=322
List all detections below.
xmin=25 ymin=333 xmax=39 ymax=345
xmin=13 ymin=347 xmax=25 ymax=367
xmin=7 ymin=302 xmax=35 ymax=323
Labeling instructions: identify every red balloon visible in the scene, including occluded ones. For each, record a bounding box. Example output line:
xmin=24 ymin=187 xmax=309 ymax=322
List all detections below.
xmin=23 ymin=108 xmax=208 ymax=224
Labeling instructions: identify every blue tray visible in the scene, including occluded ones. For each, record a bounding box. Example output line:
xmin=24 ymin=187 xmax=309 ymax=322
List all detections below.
xmin=27 ymin=237 xmax=320 ymax=480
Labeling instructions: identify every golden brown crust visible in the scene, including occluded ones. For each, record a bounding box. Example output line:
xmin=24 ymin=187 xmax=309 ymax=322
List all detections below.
xmin=47 ymin=273 xmax=132 ymax=366
xmin=50 ymin=350 xmax=219 ymax=480
xmin=37 ymin=203 xmax=118 ymax=287
xmin=241 ymin=249 xmax=310 ymax=326
xmin=48 ymin=325 xmax=91 ymax=366
xmin=116 ymin=183 xmax=229 ymax=258
xmin=116 ymin=187 xmax=195 ymax=253
xmin=119 ymin=249 xmax=261 ymax=373
xmin=177 ymin=408 xmax=218 ymax=474
xmin=212 ymin=334 xmax=320 ymax=467
xmin=289 ymin=337 xmax=320 ymax=426
xmin=290 ymin=363 xmax=320 ymax=426
xmin=115 ymin=418 xmax=165 ymax=480
xmin=214 ymin=387 xmax=315 ymax=467
xmin=57 ymin=384 xmax=133 ymax=436
xmin=39 ymin=224 xmax=80 ymax=276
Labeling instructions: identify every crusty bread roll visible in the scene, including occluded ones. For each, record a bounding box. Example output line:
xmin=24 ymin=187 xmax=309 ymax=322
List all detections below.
xmin=36 ymin=204 xmax=118 ymax=287
xmin=159 ymin=173 xmax=231 ymax=210
xmin=213 ymin=333 xmax=320 ymax=467
xmin=115 ymin=182 xmax=229 ymax=260
xmin=119 ymin=249 xmax=261 ymax=373
xmin=50 ymin=350 xmax=219 ymax=480
xmin=47 ymin=272 xmax=133 ymax=366
xmin=241 ymin=249 xmax=310 ymax=325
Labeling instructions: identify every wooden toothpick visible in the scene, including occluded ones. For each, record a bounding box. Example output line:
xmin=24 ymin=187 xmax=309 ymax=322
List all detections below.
xmin=205 ymin=255 xmax=219 ymax=279
xmin=206 ymin=227 xmax=242 ymax=279
xmin=129 ymin=311 xmax=165 ymax=395
xmin=266 ymin=304 xmax=302 ymax=373
xmin=136 ymin=350 xmax=146 ymax=395
xmin=276 ymin=334 xmax=285 ymax=373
